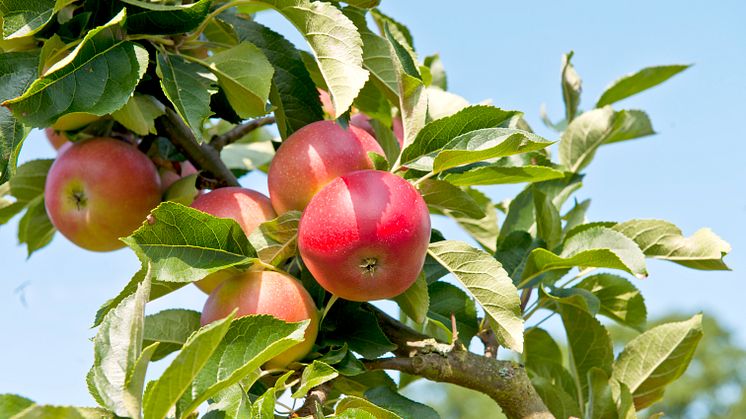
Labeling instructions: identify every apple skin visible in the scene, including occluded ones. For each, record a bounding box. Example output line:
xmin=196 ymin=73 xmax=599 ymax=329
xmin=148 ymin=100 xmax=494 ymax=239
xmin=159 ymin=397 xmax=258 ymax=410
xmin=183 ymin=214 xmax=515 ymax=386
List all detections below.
xmin=201 ymin=270 xmax=319 ymax=368
xmin=298 ymin=170 xmax=431 ymax=301
xmin=191 ymin=187 xmax=276 ymax=293
xmin=350 ymin=113 xmax=375 ymax=137
xmin=318 ymin=88 xmax=335 ymax=117
xmin=45 ymin=128 xmax=69 ymax=151
xmin=44 ymin=137 xmax=162 ymax=252
xmin=267 ymin=120 xmax=384 ymax=213
xmin=393 ymin=116 xmax=404 ymax=148
xmin=159 ymin=160 xmax=197 ymax=192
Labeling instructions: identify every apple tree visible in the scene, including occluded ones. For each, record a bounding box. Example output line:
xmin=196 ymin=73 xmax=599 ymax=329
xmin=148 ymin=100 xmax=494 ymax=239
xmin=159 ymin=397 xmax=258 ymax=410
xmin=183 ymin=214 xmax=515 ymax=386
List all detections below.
xmin=0 ymin=1 xmax=732 ymax=418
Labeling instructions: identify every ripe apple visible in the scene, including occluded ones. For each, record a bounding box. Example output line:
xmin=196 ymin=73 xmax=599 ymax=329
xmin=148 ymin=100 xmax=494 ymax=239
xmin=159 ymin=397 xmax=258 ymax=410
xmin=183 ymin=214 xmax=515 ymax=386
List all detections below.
xmin=159 ymin=160 xmax=197 ymax=192
xmin=190 ymin=187 xmax=276 ymax=293
xmin=267 ymin=120 xmax=384 ymax=213
xmin=318 ymin=88 xmax=335 ymax=117
xmin=201 ymin=270 xmax=319 ymax=368
xmin=298 ymin=170 xmax=431 ymax=301
xmin=45 ymin=128 xmax=69 ymax=151
xmin=393 ymin=116 xmax=404 ymax=148
xmin=44 ymin=137 xmax=162 ymax=251
xmin=349 ymin=113 xmax=375 ymax=137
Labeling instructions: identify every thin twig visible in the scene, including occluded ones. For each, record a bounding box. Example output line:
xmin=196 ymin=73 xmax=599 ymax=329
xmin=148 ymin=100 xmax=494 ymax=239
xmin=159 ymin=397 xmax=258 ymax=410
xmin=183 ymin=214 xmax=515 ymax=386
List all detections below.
xmin=290 ymin=381 xmax=333 ymax=418
xmin=210 ymin=116 xmax=276 ymax=151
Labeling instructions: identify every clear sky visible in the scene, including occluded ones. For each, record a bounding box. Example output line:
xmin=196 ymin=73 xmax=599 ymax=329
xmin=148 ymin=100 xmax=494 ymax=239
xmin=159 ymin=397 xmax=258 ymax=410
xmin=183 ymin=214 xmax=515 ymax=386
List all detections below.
xmin=1 ymin=0 xmax=744 ymax=408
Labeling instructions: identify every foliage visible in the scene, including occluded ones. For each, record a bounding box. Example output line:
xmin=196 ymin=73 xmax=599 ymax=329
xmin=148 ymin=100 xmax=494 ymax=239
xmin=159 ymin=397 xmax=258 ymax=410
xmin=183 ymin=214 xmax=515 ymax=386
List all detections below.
xmin=0 ymin=1 xmax=732 ymax=418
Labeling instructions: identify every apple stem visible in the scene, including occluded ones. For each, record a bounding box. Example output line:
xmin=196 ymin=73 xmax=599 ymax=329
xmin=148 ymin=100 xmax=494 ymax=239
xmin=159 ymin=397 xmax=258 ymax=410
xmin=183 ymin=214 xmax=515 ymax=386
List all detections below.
xmin=320 ymin=295 xmax=339 ymax=324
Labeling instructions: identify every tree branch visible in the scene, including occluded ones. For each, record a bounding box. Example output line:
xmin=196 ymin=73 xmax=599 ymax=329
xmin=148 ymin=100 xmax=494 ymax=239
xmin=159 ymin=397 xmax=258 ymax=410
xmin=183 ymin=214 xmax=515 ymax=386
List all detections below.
xmin=364 ymin=304 xmax=552 ymax=419
xmin=155 ymin=108 xmax=239 ymax=187
xmin=477 ymin=325 xmax=500 ymax=359
xmin=210 ymin=116 xmax=276 ymax=151
xmin=290 ymin=381 xmax=333 ymax=418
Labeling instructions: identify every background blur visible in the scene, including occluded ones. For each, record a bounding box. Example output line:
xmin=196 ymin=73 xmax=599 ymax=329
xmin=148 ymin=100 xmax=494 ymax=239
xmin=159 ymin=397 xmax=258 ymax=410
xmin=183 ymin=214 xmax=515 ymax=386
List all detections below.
xmin=1 ymin=1 xmax=744 ymax=417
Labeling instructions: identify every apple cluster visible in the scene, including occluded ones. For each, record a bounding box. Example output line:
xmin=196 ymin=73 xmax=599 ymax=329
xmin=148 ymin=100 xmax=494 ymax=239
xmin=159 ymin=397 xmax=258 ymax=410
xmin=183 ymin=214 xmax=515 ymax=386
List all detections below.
xmin=43 ymin=109 xmax=429 ymax=367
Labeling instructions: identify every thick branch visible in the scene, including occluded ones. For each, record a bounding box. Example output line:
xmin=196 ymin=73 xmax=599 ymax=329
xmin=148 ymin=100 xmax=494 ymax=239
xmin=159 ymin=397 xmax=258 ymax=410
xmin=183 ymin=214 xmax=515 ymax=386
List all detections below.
xmin=364 ymin=304 xmax=552 ymax=419
xmin=210 ymin=116 xmax=276 ymax=151
xmin=155 ymin=108 xmax=239 ymax=187
xmin=290 ymin=381 xmax=333 ymax=418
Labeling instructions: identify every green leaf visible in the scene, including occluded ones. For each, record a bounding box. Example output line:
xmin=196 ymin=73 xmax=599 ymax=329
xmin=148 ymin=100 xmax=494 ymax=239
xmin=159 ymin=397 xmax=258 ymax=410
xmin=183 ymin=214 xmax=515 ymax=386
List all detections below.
xmin=343 ymin=7 xmax=398 ymax=99
xmin=0 ymin=394 xmax=34 ymax=417
xmin=258 ymin=0 xmax=368 ymax=117
xmin=336 ymin=396 xmax=402 ymax=419
xmin=322 ymin=301 xmax=396 ymax=359
xmin=531 ymin=377 xmax=582 ymax=419
xmin=586 ymin=368 xmax=618 ymax=419
xmin=612 ymin=219 xmax=731 ymax=270
xmin=221 ymin=15 xmax=323 ymax=138
xmin=559 ymin=106 xmax=657 ymax=173
xmin=8 ymin=159 xmax=52 ymax=204
xmin=524 ymin=327 xmax=562 ymax=370
xmin=423 ymin=54 xmax=447 ymax=90
xmin=533 ymin=188 xmax=562 ymax=250
xmin=334 ymin=370 xmax=397 ymax=398
xmin=442 ymin=163 xmax=564 ymax=186
xmin=559 ymin=303 xmax=614 ymax=406
xmin=88 ymin=266 xmax=151 ymax=418
xmin=0 ymin=0 xmax=73 ymax=39
xmin=430 ymin=128 xmax=554 ymax=173
xmin=575 ymin=274 xmax=647 ymax=330
xmin=93 ymin=262 xmax=186 ymax=328
xmin=344 ymin=0 xmax=380 ymax=8
xmin=427 ymin=240 xmax=523 ymax=352
xmin=336 ymin=408 xmax=378 ymax=419
xmin=0 ymin=50 xmax=38 ymax=184
xmin=370 ymin=9 xmax=414 ymax=50
xmin=205 ymin=384 xmax=252 ymax=419
xmin=4 ymin=10 xmax=149 ymax=128
xmin=9 ymin=405 xmax=113 ymax=418
xmin=521 ymin=226 xmax=648 ymax=285
xmin=494 ymin=231 xmax=540 ymax=282
xmin=540 ymin=286 xmax=601 ymax=315
xmin=247 ymin=370 xmax=293 ymax=418
xmin=156 ymin=52 xmax=217 ymax=141
xmin=248 ymin=210 xmax=301 ymax=267
xmin=195 ymin=42 xmax=273 ymax=118
xmin=417 ymin=179 xmax=485 ymax=219
xmin=142 ymin=313 xmax=234 ymax=419
xmin=393 ymin=272 xmax=429 ymax=324
xmin=291 ymin=361 xmax=339 ymax=398
xmin=384 ymin=24 xmax=426 ymax=149
xmin=111 ymin=94 xmax=165 ymax=136
xmin=561 ymin=51 xmax=582 ymax=121
xmin=180 ymin=315 xmax=308 ymax=416
xmin=427 ymin=282 xmax=479 ymax=344
xmin=17 ymin=195 xmax=55 ymax=256
xmin=364 ymin=386 xmax=440 ymax=419
xmin=368 ymin=151 xmax=390 ymax=171
xmin=400 ymin=105 xmax=518 ymax=167
xmin=447 ymin=188 xmax=499 ymax=253
xmin=122 ymin=202 xmax=257 ymax=283
xmin=596 ymin=64 xmax=690 ymax=107
xmin=220 ymin=138 xmax=275 ymax=172
xmin=426 ymin=86 xmax=470 ymax=121
xmin=125 ymin=342 xmax=160 ymax=419
xmin=612 ymin=314 xmax=703 ymax=409
xmin=142 ymin=309 xmax=202 ymax=361
xmin=122 ymin=0 xmax=212 ymax=35
xmin=562 ymin=198 xmax=590 ymax=237
xmin=605 ymin=109 xmax=655 ymax=144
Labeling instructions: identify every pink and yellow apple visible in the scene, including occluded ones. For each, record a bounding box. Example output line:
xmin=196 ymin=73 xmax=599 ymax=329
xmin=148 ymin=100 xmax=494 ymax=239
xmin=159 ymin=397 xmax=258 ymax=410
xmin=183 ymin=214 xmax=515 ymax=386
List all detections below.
xmin=190 ymin=187 xmax=276 ymax=293
xmin=44 ymin=137 xmax=162 ymax=251
xmin=267 ymin=120 xmax=384 ymax=213
xmin=298 ymin=170 xmax=431 ymax=301
xmin=44 ymin=128 xmax=69 ymax=151
xmin=159 ymin=160 xmax=198 ymax=192
xmin=201 ymin=270 xmax=319 ymax=368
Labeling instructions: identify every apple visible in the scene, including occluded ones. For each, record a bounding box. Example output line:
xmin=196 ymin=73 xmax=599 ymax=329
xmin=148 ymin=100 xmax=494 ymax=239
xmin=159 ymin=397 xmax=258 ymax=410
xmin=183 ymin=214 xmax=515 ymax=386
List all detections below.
xmin=393 ymin=116 xmax=404 ymax=148
xmin=44 ymin=137 xmax=162 ymax=252
xmin=267 ymin=120 xmax=384 ymax=213
xmin=201 ymin=270 xmax=319 ymax=368
xmin=45 ymin=128 xmax=69 ymax=151
xmin=190 ymin=187 xmax=276 ymax=293
xmin=51 ymin=112 xmax=99 ymax=131
xmin=298 ymin=170 xmax=431 ymax=301
xmin=318 ymin=88 xmax=335 ymax=117
xmin=350 ymin=113 xmax=375 ymax=137
xmin=159 ymin=160 xmax=197 ymax=192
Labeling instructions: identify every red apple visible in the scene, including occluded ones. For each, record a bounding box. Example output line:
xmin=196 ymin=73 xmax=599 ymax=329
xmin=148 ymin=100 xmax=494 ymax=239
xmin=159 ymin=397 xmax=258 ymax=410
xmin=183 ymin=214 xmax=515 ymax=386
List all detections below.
xmin=45 ymin=128 xmax=69 ymax=151
xmin=201 ymin=270 xmax=319 ymax=368
xmin=298 ymin=170 xmax=431 ymax=301
xmin=191 ymin=187 xmax=276 ymax=293
xmin=267 ymin=120 xmax=384 ymax=213
xmin=393 ymin=116 xmax=404 ymax=148
xmin=44 ymin=137 xmax=162 ymax=251
xmin=318 ymin=88 xmax=335 ymax=117
xmin=159 ymin=160 xmax=197 ymax=192
xmin=350 ymin=113 xmax=375 ymax=137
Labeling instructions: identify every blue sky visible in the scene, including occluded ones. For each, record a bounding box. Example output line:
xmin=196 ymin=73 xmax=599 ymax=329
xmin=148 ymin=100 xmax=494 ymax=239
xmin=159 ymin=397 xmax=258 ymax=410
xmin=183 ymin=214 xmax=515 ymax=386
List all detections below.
xmin=1 ymin=0 xmax=744 ymax=407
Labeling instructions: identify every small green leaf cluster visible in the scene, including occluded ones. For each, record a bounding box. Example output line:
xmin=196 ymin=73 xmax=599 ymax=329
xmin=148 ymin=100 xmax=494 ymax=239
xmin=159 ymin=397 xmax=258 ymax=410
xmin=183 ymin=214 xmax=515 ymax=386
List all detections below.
xmin=0 ymin=2 xmax=731 ymax=418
